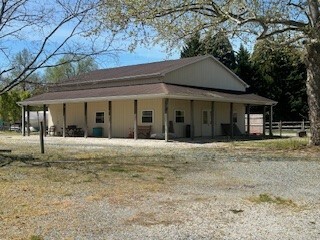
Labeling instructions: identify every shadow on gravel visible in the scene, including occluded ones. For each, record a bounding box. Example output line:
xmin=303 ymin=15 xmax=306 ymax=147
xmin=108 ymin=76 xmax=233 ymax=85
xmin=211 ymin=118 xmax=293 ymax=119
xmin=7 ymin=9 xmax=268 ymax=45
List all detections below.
xmin=172 ymin=135 xmax=288 ymax=144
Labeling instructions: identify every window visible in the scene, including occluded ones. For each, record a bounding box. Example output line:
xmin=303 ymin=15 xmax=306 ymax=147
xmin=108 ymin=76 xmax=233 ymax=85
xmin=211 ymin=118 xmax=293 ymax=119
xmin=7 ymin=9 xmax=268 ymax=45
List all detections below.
xmin=142 ymin=110 xmax=153 ymax=123
xmin=175 ymin=110 xmax=185 ymax=123
xmin=96 ymin=112 xmax=104 ymax=123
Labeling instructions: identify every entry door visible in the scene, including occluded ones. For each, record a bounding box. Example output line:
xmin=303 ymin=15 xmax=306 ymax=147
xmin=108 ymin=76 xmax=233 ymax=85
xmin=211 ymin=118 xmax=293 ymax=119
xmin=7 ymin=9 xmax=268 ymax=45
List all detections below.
xmin=202 ymin=110 xmax=211 ymax=137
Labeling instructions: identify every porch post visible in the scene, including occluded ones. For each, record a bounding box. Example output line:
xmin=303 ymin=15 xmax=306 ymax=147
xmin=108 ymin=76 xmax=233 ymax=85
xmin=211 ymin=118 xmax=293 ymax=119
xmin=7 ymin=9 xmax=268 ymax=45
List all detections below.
xmin=164 ymin=98 xmax=169 ymax=142
xmin=84 ymin=102 xmax=88 ymax=138
xmin=247 ymin=104 xmax=251 ymax=136
xmin=263 ymin=106 xmax=266 ymax=136
xmin=108 ymin=101 xmax=112 ymax=139
xmin=62 ymin=103 xmax=66 ymax=138
xmin=43 ymin=105 xmax=47 ymax=137
xmin=190 ymin=100 xmax=194 ymax=140
xmin=134 ymin=100 xmax=138 ymax=140
xmin=21 ymin=105 xmax=26 ymax=136
xmin=269 ymin=105 xmax=273 ymax=136
xmin=211 ymin=101 xmax=215 ymax=138
xmin=229 ymin=102 xmax=234 ymax=138
xmin=27 ymin=105 xmax=30 ymax=136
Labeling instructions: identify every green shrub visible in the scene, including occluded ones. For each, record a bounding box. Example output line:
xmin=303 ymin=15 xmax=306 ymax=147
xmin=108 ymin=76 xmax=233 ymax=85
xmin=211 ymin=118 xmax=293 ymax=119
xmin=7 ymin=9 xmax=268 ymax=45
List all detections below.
xmin=30 ymin=235 xmax=43 ymax=240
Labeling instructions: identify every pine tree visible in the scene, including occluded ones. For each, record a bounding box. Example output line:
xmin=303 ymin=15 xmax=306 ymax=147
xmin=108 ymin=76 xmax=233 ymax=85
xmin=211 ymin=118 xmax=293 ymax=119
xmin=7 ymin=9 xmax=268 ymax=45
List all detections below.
xmin=235 ymin=44 xmax=254 ymax=87
xmin=181 ymin=31 xmax=236 ymax=71
xmin=180 ymin=32 xmax=202 ymax=58
xmin=203 ymin=32 xmax=236 ymax=70
xmin=251 ymin=40 xmax=307 ymax=121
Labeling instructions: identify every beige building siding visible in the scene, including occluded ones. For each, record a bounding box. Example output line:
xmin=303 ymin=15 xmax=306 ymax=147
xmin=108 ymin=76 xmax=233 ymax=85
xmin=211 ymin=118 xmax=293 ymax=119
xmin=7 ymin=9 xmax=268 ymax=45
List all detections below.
xmin=112 ymin=100 xmax=134 ymax=138
xmin=48 ymin=104 xmax=63 ymax=134
xmin=193 ymin=101 xmax=212 ymax=137
xmin=137 ymin=99 xmax=163 ymax=134
xmin=168 ymin=99 xmax=191 ymax=137
xmin=193 ymin=101 xmax=202 ymax=137
xmin=214 ymin=102 xmax=246 ymax=135
xmin=233 ymin=103 xmax=246 ymax=134
xmin=66 ymin=103 xmax=85 ymax=128
xmin=165 ymin=58 xmax=246 ymax=92
xmin=87 ymin=101 xmax=108 ymax=137
xmin=48 ymin=99 xmax=246 ymax=138
xmin=215 ymin=102 xmax=231 ymax=136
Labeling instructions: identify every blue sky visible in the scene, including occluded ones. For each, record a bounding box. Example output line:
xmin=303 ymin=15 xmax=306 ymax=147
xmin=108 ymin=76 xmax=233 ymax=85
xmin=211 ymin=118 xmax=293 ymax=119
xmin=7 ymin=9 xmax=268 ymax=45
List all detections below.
xmin=104 ymin=46 xmax=180 ymax=68
xmin=102 ymin=37 xmax=247 ymax=69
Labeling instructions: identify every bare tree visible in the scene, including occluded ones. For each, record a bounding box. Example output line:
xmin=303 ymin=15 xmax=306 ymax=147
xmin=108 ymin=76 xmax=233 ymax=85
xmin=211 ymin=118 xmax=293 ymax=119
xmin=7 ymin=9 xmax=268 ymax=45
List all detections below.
xmin=0 ymin=0 xmax=118 ymax=94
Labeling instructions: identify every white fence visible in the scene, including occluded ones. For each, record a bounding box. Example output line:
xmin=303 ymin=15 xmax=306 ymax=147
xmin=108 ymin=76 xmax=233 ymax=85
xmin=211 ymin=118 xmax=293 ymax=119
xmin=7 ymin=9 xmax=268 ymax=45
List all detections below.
xmin=245 ymin=114 xmax=309 ymax=136
xmin=266 ymin=121 xmax=310 ymax=136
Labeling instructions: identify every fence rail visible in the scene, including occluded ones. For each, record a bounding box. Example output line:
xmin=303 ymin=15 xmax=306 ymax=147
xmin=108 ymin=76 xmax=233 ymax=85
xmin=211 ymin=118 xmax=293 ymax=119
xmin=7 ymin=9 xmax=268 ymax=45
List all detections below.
xmin=245 ymin=118 xmax=310 ymax=136
xmin=266 ymin=121 xmax=310 ymax=130
xmin=265 ymin=120 xmax=310 ymax=136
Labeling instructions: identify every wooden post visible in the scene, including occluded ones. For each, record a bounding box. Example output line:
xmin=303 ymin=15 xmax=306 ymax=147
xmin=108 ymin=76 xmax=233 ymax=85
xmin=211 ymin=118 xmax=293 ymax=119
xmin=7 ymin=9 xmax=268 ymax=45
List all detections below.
xmin=40 ymin=121 xmax=44 ymax=154
xmin=164 ymin=98 xmax=169 ymax=142
xmin=263 ymin=106 xmax=266 ymax=136
xmin=134 ymin=100 xmax=138 ymax=140
xmin=108 ymin=101 xmax=112 ymax=139
xmin=269 ymin=105 xmax=273 ymax=136
xmin=229 ymin=103 xmax=234 ymax=138
xmin=190 ymin=100 xmax=194 ymax=140
xmin=279 ymin=120 xmax=282 ymax=137
xmin=43 ymin=105 xmax=47 ymax=137
xmin=63 ymin=103 xmax=66 ymax=138
xmin=22 ymin=105 xmax=26 ymax=136
xmin=27 ymin=105 xmax=30 ymax=136
xmin=84 ymin=102 xmax=88 ymax=138
xmin=247 ymin=104 xmax=251 ymax=136
xmin=211 ymin=101 xmax=215 ymax=138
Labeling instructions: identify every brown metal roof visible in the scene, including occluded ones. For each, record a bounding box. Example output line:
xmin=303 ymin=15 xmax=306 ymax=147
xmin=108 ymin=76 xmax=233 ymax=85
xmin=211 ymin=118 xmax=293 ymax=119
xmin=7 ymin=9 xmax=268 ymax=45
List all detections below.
xmin=20 ymin=83 xmax=276 ymax=106
xmin=57 ymin=56 xmax=208 ymax=85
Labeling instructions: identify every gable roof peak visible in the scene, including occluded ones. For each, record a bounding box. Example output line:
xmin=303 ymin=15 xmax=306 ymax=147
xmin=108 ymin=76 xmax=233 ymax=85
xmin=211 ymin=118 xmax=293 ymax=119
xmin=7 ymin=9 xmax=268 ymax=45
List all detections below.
xmin=56 ymin=55 xmax=211 ymax=86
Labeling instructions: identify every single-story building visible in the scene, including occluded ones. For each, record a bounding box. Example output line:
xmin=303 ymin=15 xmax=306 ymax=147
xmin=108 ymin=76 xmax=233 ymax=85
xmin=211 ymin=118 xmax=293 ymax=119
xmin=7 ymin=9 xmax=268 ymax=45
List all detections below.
xmin=19 ymin=55 xmax=276 ymax=141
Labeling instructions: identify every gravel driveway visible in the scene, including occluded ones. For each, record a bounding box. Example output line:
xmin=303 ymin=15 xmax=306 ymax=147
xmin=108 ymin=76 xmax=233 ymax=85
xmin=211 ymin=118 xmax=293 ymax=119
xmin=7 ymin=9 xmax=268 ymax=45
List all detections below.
xmin=0 ymin=135 xmax=319 ymax=239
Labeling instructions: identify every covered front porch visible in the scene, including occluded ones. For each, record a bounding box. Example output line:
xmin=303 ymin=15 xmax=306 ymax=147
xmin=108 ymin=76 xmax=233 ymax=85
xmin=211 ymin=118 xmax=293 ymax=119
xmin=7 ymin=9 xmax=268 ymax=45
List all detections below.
xmin=20 ymin=98 xmax=276 ymax=142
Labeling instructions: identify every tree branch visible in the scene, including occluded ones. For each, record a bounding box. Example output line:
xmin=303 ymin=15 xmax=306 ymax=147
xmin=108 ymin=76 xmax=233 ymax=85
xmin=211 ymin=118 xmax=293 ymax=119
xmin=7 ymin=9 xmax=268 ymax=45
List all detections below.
xmin=0 ymin=0 xmax=116 ymax=94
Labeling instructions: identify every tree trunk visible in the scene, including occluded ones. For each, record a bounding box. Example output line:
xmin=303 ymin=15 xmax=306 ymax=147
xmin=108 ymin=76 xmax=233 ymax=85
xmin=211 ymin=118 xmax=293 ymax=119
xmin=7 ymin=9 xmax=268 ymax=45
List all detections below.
xmin=305 ymin=42 xmax=320 ymax=145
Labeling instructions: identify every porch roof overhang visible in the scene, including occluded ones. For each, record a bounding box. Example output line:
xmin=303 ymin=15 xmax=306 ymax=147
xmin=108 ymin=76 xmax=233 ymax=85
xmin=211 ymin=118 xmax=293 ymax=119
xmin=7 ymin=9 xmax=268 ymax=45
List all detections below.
xmin=19 ymin=83 xmax=277 ymax=106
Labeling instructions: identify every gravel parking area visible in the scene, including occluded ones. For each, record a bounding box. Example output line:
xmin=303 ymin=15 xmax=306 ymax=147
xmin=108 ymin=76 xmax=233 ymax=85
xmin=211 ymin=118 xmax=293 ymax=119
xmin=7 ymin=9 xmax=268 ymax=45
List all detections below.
xmin=0 ymin=134 xmax=319 ymax=239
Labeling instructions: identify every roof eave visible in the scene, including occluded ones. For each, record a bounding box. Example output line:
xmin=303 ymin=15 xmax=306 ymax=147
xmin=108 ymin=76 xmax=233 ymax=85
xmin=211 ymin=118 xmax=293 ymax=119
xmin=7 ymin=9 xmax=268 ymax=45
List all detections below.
xmin=166 ymin=94 xmax=276 ymax=105
xmin=18 ymin=93 xmax=168 ymax=106
xmin=19 ymin=93 xmax=276 ymax=107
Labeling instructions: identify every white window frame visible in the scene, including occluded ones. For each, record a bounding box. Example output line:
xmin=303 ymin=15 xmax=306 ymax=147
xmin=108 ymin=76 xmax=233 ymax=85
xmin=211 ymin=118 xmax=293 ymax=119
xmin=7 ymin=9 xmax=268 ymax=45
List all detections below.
xmin=95 ymin=111 xmax=105 ymax=124
xmin=202 ymin=110 xmax=212 ymax=125
xmin=174 ymin=110 xmax=185 ymax=123
xmin=141 ymin=110 xmax=154 ymax=124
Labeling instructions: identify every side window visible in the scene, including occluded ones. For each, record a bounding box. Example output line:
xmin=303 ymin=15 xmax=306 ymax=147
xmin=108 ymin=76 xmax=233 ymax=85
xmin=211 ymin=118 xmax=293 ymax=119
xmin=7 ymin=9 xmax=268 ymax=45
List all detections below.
xmin=96 ymin=112 xmax=104 ymax=123
xmin=142 ymin=110 xmax=153 ymax=123
xmin=175 ymin=110 xmax=185 ymax=123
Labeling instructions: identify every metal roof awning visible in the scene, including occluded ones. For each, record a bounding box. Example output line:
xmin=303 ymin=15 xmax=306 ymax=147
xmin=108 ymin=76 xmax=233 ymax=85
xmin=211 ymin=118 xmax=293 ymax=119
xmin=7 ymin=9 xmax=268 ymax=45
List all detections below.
xmin=19 ymin=83 xmax=277 ymax=106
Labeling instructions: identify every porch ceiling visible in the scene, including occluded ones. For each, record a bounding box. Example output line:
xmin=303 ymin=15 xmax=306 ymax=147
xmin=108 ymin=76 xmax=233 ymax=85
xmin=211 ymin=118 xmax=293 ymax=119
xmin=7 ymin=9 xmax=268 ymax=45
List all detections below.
xmin=19 ymin=83 xmax=277 ymax=106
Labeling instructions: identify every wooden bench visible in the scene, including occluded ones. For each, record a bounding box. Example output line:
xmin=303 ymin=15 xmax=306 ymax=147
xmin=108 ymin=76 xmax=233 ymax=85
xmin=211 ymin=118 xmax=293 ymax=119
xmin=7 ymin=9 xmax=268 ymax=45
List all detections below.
xmin=128 ymin=126 xmax=152 ymax=138
xmin=66 ymin=125 xmax=84 ymax=137
xmin=138 ymin=125 xmax=152 ymax=138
